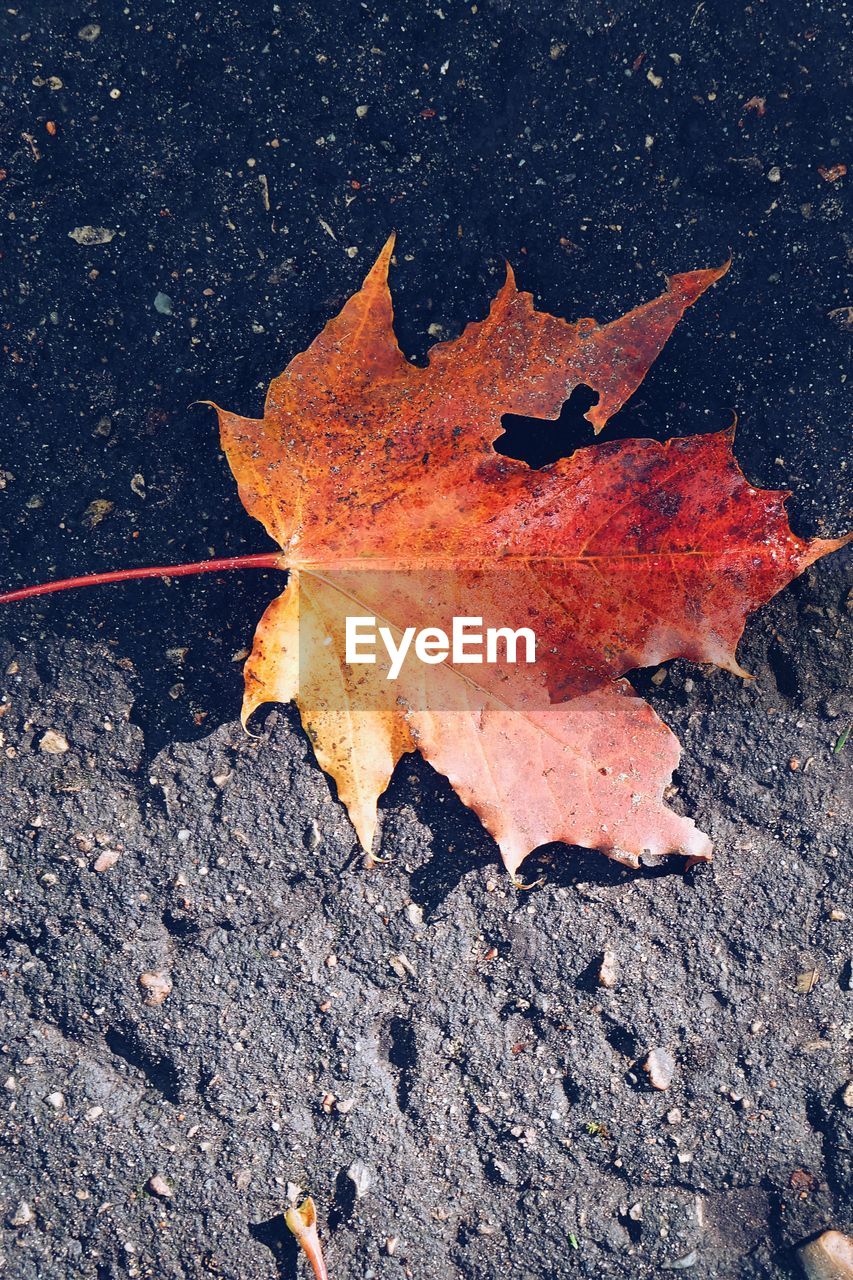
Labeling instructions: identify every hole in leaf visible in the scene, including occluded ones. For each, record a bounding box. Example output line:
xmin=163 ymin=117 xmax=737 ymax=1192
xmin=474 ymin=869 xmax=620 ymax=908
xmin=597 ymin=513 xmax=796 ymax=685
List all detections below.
xmin=495 ymin=385 xmax=600 ymax=469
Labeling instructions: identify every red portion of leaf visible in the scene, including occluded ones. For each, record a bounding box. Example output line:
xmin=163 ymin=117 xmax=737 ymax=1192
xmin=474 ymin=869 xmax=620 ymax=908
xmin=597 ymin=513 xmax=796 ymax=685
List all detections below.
xmin=218 ymin=234 xmax=729 ymax=559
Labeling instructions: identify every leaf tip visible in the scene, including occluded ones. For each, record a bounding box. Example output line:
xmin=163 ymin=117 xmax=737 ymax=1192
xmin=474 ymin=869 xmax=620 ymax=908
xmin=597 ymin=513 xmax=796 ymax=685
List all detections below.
xmin=368 ymin=232 xmax=397 ymax=279
xmin=350 ymin=807 xmax=379 ymax=855
xmin=583 ymin=402 xmax=609 ymax=435
xmin=713 ymin=253 xmax=733 ymax=281
xmin=801 ymin=530 xmax=853 ymax=569
xmin=666 ymin=256 xmax=732 ymax=306
xmin=240 ymin=688 xmax=265 ymax=738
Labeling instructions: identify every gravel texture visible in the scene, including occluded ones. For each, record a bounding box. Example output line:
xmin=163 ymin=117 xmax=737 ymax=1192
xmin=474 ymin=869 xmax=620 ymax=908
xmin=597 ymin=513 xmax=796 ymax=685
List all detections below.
xmin=0 ymin=1 xmax=850 ymax=1277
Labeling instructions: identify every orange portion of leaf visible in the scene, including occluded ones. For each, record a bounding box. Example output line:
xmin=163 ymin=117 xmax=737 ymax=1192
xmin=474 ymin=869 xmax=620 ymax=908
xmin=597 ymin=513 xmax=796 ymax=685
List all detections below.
xmin=217 ymin=234 xmax=729 ymax=559
xmin=219 ymin=238 xmax=846 ymax=872
xmin=243 ymin=572 xmax=415 ymax=851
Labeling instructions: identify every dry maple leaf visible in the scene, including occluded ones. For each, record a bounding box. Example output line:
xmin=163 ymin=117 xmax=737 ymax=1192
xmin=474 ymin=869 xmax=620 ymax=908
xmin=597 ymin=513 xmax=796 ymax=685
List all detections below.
xmin=2 ymin=239 xmax=844 ymax=877
xmin=213 ymin=236 xmax=845 ymax=876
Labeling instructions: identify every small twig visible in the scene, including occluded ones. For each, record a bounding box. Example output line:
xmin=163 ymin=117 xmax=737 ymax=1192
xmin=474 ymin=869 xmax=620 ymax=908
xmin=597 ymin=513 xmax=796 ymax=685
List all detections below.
xmin=511 ymin=874 xmax=546 ymax=891
xmin=285 ymin=1197 xmax=330 ymax=1280
xmin=21 ymin=131 xmax=41 ymax=161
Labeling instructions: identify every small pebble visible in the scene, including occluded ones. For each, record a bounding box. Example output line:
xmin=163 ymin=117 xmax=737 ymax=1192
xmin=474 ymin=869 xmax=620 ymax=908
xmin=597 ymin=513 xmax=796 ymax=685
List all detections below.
xmin=153 ymin=291 xmax=173 ymax=315
xmin=336 ymin=1097 xmax=355 ymax=1114
xmin=39 ymin=729 xmax=69 ymax=754
xmin=93 ymin=849 xmax=121 ymax=873
xmin=8 ymin=1201 xmax=33 ymax=1227
xmin=68 ymin=226 xmax=115 ymax=246
xmin=796 ymin=968 xmax=819 ymax=994
xmin=45 ymin=1091 xmax=66 ymax=1111
xmin=768 ymin=165 xmax=782 ymax=182
xmin=488 ymin=1157 xmax=516 ymax=1183
xmin=798 ymin=1230 xmax=853 ymax=1280
xmin=146 ymin=1174 xmax=173 ymax=1199
xmin=139 ymin=971 xmax=172 ymax=1006
xmin=82 ymin=499 xmax=113 ymax=528
xmin=663 ymin=1250 xmax=698 ymax=1271
xmin=643 ymin=1047 xmax=676 ymax=1091
xmin=598 ymin=948 xmax=619 ymax=989
xmin=841 ymin=1082 xmax=853 ymax=1109
xmin=389 ymin=952 xmax=416 ymax=978
xmin=78 ymin=23 xmax=101 ymax=40
xmin=347 ymin=1159 xmax=373 ymax=1199
xmin=84 ymin=1105 xmax=103 ymax=1121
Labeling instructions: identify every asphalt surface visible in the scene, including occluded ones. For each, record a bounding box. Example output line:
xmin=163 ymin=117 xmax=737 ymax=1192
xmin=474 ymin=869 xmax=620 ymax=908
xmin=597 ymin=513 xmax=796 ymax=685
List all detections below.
xmin=0 ymin=2 xmax=850 ymax=1277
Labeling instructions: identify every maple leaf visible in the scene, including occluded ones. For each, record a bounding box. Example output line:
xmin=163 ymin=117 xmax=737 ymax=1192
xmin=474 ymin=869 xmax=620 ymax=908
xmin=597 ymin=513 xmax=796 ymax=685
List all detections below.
xmin=215 ymin=237 xmax=845 ymax=876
